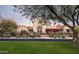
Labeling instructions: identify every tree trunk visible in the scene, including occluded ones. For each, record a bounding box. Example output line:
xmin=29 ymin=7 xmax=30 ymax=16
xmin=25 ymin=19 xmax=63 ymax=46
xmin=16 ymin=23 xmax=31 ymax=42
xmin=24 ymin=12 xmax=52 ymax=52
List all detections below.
xmin=76 ymin=31 xmax=79 ymax=43
xmin=77 ymin=32 xmax=79 ymax=43
xmin=72 ymin=29 xmax=78 ymax=43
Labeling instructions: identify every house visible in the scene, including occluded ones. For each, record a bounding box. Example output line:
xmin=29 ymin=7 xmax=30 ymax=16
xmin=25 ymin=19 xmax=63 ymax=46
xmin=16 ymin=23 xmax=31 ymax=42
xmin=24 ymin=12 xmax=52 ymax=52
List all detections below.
xmin=16 ymin=18 xmax=72 ymax=35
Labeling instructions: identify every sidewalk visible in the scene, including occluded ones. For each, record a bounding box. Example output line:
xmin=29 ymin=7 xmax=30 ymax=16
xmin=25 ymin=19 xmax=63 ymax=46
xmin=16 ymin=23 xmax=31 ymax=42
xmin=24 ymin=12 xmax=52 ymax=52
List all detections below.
xmin=0 ymin=37 xmax=73 ymax=39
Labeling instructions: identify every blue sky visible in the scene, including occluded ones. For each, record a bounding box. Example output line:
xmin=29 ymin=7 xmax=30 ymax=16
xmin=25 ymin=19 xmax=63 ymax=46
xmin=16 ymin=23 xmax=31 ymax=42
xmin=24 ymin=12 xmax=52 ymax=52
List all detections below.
xmin=0 ymin=5 xmax=31 ymax=25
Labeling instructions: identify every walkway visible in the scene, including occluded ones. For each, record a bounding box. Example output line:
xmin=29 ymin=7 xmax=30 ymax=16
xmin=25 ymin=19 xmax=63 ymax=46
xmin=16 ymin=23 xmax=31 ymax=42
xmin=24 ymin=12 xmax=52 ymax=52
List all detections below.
xmin=0 ymin=37 xmax=72 ymax=42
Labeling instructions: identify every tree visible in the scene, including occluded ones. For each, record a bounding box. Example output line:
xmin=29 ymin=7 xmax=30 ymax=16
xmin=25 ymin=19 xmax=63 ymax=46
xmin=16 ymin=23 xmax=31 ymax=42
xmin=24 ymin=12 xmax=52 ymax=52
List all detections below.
xmin=46 ymin=5 xmax=79 ymax=43
xmin=13 ymin=5 xmax=55 ymax=25
xmin=13 ymin=5 xmax=79 ymax=43
xmin=0 ymin=18 xmax=17 ymax=37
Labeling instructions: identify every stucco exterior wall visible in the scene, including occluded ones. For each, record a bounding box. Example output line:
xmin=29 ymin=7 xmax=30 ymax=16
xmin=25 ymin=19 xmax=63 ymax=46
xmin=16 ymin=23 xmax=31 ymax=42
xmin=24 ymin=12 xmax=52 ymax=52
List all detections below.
xmin=17 ymin=26 xmax=28 ymax=33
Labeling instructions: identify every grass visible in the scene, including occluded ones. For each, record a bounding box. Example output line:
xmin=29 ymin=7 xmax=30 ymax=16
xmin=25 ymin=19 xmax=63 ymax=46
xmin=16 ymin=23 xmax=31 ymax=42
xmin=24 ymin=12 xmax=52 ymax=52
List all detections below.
xmin=0 ymin=41 xmax=79 ymax=54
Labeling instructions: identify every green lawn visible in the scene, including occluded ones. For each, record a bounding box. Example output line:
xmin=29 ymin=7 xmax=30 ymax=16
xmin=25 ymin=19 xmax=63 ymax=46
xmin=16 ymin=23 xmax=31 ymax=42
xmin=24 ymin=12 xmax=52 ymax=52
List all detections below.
xmin=0 ymin=41 xmax=79 ymax=54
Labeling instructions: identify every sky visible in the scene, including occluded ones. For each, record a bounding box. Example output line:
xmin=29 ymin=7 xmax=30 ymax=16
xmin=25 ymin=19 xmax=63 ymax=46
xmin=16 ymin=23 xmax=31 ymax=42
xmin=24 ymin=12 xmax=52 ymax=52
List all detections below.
xmin=0 ymin=5 xmax=31 ymax=26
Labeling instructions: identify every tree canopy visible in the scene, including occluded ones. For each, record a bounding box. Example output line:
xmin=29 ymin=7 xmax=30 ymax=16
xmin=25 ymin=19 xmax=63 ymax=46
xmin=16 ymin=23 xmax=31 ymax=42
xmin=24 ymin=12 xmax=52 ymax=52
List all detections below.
xmin=13 ymin=5 xmax=79 ymax=29
xmin=0 ymin=18 xmax=17 ymax=33
xmin=13 ymin=5 xmax=56 ymax=19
